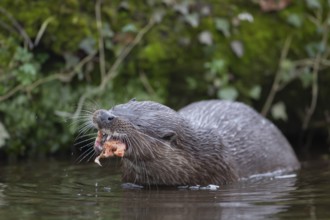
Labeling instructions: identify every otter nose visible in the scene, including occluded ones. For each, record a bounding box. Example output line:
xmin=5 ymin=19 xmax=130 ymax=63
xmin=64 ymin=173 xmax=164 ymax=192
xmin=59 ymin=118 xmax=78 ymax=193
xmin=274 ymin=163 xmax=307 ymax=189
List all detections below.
xmin=93 ymin=109 xmax=116 ymax=128
xmin=99 ymin=110 xmax=115 ymax=122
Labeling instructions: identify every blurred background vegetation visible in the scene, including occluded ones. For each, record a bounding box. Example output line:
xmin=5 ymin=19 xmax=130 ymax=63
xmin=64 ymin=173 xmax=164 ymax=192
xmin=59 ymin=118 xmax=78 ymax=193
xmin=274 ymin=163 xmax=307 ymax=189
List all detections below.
xmin=0 ymin=0 xmax=330 ymax=160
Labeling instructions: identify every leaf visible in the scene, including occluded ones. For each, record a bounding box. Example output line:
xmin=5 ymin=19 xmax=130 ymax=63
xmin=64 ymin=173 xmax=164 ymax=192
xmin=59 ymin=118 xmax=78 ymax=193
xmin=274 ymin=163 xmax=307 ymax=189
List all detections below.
xmin=305 ymin=42 xmax=324 ymax=57
xmin=280 ymin=59 xmax=294 ymax=71
xmin=140 ymin=42 xmax=166 ymax=63
xmin=102 ymin=23 xmax=114 ymax=38
xmin=305 ymin=0 xmax=321 ymax=9
xmin=185 ymin=13 xmax=199 ymax=28
xmin=186 ymin=77 xmax=197 ymax=89
xmin=198 ymin=31 xmax=213 ymax=45
xmin=79 ymin=37 xmax=96 ymax=55
xmin=299 ymin=68 xmax=313 ymax=88
xmin=105 ymin=39 xmax=113 ymax=50
xmin=178 ymin=37 xmax=191 ymax=46
xmin=174 ymin=2 xmax=189 ymax=15
xmin=204 ymin=59 xmax=226 ymax=75
xmin=230 ymin=40 xmax=244 ymax=57
xmin=249 ymin=85 xmax=261 ymax=100
xmin=14 ymin=47 xmax=32 ymax=63
xmin=237 ymin=12 xmax=254 ymax=22
xmin=147 ymin=0 xmax=156 ymax=6
xmin=280 ymin=59 xmax=294 ymax=83
xmin=287 ymin=14 xmax=302 ymax=28
xmin=271 ymin=102 xmax=288 ymax=121
xmin=152 ymin=9 xmax=165 ymax=23
xmin=20 ymin=63 xmax=37 ymax=76
xmin=35 ymin=53 xmax=49 ymax=64
xmin=215 ymin=18 xmax=230 ymax=37
xmin=163 ymin=0 xmax=175 ymax=6
xmin=63 ymin=53 xmax=79 ymax=70
xmin=118 ymin=1 xmax=130 ymax=11
xmin=218 ymin=87 xmax=238 ymax=100
xmin=122 ymin=24 xmax=137 ymax=33
xmin=50 ymin=143 xmax=60 ymax=153
xmin=0 ymin=121 xmax=10 ymax=148
xmin=16 ymin=63 xmax=38 ymax=85
xmin=200 ymin=5 xmax=211 ymax=16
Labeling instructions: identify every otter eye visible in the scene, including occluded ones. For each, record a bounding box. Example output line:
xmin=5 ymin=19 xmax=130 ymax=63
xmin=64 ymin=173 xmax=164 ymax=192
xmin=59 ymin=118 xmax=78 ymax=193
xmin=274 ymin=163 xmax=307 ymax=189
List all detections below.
xmin=161 ymin=131 xmax=176 ymax=141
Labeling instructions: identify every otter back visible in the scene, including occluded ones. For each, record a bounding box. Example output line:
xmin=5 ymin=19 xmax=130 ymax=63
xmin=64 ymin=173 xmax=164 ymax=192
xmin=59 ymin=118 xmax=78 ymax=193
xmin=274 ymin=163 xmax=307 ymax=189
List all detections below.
xmin=178 ymin=100 xmax=300 ymax=178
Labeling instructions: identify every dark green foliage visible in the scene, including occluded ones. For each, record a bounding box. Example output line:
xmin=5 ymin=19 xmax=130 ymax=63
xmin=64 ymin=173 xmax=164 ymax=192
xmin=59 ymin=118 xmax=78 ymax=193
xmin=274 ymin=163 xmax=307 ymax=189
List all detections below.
xmin=0 ymin=0 xmax=330 ymax=158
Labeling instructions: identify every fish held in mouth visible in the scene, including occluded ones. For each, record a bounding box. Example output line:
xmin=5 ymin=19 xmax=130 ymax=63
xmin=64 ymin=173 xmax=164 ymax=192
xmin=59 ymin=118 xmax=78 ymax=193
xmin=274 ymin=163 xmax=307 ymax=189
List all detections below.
xmin=94 ymin=132 xmax=126 ymax=166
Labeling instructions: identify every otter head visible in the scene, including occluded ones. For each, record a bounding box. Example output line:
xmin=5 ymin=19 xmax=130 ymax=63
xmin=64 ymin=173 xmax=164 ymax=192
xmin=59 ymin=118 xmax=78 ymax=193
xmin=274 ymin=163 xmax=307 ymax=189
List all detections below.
xmin=92 ymin=100 xmax=181 ymax=157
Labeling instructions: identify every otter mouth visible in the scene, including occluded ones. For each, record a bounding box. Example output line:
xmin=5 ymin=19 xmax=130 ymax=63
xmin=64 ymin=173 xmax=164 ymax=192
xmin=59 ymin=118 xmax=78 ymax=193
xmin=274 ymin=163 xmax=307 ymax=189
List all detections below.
xmin=94 ymin=130 xmax=127 ymax=166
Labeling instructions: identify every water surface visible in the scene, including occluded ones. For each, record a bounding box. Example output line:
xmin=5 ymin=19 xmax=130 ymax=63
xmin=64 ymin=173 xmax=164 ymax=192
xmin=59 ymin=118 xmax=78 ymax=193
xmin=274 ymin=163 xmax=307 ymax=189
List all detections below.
xmin=0 ymin=159 xmax=329 ymax=220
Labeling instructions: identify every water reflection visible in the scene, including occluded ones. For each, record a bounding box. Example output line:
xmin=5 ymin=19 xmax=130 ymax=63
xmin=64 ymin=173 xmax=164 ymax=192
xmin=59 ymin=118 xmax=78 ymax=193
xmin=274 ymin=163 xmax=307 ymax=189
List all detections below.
xmin=0 ymin=160 xmax=329 ymax=220
xmin=0 ymin=183 xmax=6 ymax=207
xmin=119 ymin=175 xmax=298 ymax=220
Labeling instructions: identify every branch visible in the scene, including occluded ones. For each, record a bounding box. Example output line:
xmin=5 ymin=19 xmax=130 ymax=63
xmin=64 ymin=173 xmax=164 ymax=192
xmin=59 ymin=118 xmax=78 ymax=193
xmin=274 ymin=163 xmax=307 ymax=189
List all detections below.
xmin=71 ymin=17 xmax=156 ymax=120
xmin=0 ymin=18 xmax=16 ymax=34
xmin=95 ymin=0 xmax=106 ymax=81
xmin=0 ymin=52 xmax=96 ymax=102
xmin=139 ymin=71 xmax=156 ymax=96
xmin=293 ymin=58 xmax=330 ymax=68
xmin=100 ymin=18 xmax=155 ymax=90
xmin=302 ymin=17 xmax=330 ymax=130
xmin=34 ymin=17 xmax=54 ymax=46
xmin=261 ymin=36 xmax=292 ymax=116
xmin=0 ymin=85 xmax=23 ymax=102
xmin=0 ymin=7 xmax=33 ymax=49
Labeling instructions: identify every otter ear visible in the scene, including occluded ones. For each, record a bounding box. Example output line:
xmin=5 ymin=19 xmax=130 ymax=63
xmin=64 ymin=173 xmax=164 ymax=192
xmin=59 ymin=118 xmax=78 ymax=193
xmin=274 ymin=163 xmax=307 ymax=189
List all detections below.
xmin=161 ymin=130 xmax=177 ymax=142
xmin=129 ymin=98 xmax=137 ymax=102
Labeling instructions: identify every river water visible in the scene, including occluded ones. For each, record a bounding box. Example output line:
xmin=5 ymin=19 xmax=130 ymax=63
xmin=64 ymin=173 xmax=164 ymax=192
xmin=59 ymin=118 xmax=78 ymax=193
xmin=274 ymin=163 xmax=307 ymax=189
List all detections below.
xmin=0 ymin=158 xmax=329 ymax=220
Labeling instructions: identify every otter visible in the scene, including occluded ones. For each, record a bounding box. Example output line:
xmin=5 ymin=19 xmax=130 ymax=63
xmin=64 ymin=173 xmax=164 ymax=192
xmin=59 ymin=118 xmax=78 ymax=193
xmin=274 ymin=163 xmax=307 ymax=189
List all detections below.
xmin=91 ymin=99 xmax=300 ymax=186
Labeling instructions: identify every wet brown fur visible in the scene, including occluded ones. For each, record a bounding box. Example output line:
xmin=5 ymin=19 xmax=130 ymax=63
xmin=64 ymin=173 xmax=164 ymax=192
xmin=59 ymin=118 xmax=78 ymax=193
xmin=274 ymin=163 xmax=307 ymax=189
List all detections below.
xmin=91 ymin=100 xmax=300 ymax=186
